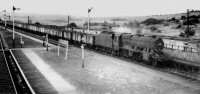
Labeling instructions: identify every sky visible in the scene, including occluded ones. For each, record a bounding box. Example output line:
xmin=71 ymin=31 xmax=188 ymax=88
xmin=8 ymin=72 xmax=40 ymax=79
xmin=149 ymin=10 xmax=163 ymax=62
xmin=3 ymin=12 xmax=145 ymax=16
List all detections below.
xmin=0 ymin=0 xmax=200 ymax=17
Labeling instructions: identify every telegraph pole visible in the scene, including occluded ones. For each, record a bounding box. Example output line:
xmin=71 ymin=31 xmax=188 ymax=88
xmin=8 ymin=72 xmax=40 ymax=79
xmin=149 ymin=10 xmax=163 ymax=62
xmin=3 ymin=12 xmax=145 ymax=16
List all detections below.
xmin=88 ymin=7 xmax=93 ymax=33
xmin=13 ymin=8 xmax=15 ymax=48
xmin=28 ymin=16 xmax=30 ymax=24
xmin=187 ymin=9 xmax=190 ymax=31
xmin=12 ymin=6 xmax=20 ymax=48
xmin=3 ymin=10 xmax=7 ymax=29
xmin=46 ymin=34 xmax=49 ymax=51
xmin=67 ymin=15 xmax=70 ymax=30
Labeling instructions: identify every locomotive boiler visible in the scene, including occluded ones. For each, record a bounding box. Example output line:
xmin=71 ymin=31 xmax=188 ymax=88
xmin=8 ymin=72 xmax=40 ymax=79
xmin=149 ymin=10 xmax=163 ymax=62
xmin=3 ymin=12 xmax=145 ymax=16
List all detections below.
xmin=119 ymin=34 xmax=166 ymax=65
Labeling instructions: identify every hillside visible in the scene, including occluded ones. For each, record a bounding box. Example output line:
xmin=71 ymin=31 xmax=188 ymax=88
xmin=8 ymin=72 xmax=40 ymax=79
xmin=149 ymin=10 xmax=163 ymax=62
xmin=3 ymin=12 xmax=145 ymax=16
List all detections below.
xmin=0 ymin=12 xmax=189 ymax=26
xmin=1 ymin=11 xmax=200 ymax=38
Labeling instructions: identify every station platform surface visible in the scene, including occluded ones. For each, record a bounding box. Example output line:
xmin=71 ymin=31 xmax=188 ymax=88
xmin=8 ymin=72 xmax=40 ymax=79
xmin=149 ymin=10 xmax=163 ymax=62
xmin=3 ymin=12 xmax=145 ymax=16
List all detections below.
xmin=0 ymin=28 xmax=200 ymax=94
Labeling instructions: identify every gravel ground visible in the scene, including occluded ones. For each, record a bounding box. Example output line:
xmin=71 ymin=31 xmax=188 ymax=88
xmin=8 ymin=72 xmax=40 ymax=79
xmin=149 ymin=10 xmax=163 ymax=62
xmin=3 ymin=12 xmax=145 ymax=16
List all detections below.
xmin=26 ymin=46 xmax=200 ymax=94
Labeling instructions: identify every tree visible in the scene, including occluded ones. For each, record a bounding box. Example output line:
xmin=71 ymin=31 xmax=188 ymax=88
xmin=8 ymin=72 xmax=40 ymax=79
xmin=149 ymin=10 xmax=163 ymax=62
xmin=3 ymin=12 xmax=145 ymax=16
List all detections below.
xmin=181 ymin=16 xmax=186 ymax=20
xmin=180 ymin=28 xmax=195 ymax=37
xmin=170 ymin=17 xmax=176 ymax=21
xmin=136 ymin=28 xmax=142 ymax=34
xmin=149 ymin=26 xmax=157 ymax=32
xmin=126 ymin=21 xmax=140 ymax=28
xmin=185 ymin=28 xmax=195 ymax=37
xmin=68 ymin=23 xmax=77 ymax=28
xmin=183 ymin=15 xmax=199 ymax=25
xmin=142 ymin=18 xmax=164 ymax=25
xmin=35 ymin=22 xmax=41 ymax=25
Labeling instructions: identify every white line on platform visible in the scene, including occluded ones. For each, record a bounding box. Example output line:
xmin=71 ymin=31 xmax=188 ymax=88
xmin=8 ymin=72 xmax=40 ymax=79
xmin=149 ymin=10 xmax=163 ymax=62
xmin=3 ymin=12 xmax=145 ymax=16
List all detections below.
xmin=22 ymin=49 xmax=77 ymax=94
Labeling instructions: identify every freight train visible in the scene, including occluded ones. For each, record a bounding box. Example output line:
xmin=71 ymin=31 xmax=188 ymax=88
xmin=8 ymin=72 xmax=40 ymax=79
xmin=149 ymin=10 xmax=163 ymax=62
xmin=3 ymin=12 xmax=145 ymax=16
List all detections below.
xmin=1 ymin=21 xmax=200 ymax=71
xmin=0 ymin=21 xmax=169 ymax=66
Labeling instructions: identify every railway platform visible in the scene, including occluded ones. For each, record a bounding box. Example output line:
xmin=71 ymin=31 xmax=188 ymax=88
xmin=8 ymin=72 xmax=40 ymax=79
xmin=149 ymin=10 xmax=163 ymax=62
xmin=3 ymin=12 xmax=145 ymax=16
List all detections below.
xmin=0 ymin=27 xmax=200 ymax=94
xmin=0 ymin=28 xmax=59 ymax=94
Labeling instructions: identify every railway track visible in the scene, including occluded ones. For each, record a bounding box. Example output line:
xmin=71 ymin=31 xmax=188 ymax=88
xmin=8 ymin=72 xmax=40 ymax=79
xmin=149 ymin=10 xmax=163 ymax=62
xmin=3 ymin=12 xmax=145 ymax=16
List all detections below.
xmin=6 ymin=27 xmax=200 ymax=81
xmin=0 ymin=36 xmax=34 ymax=94
xmin=0 ymin=39 xmax=16 ymax=93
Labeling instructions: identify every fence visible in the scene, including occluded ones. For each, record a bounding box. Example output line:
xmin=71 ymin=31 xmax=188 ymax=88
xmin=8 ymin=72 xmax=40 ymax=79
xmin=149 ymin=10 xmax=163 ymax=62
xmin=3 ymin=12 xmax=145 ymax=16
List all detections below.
xmin=164 ymin=44 xmax=199 ymax=53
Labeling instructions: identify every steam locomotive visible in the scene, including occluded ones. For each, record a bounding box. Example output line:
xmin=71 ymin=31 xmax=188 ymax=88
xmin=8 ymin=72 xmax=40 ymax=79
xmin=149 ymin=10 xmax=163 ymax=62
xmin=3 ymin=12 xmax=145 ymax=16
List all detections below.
xmin=94 ymin=31 xmax=168 ymax=65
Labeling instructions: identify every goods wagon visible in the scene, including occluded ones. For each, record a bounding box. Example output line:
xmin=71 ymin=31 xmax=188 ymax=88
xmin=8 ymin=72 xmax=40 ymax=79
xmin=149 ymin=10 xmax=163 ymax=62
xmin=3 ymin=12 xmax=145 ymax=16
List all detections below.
xmin=94 ymin=32 xmax=114 ymax=48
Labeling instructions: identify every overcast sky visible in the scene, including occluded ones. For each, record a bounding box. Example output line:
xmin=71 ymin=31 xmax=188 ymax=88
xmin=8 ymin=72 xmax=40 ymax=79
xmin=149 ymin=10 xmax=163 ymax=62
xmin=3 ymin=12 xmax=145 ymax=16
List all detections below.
xmin=0 ymin=0 xmax=200 ymax=17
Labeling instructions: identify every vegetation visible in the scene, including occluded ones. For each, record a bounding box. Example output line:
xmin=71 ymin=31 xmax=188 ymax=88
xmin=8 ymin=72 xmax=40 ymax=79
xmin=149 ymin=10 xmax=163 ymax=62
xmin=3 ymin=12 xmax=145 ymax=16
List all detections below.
xmin=142 ymin=18 xmax=164 ymax=25
xmin=149 ymin=26 xmax=161 ymax=33
xmin=179 ymin=28 xmax=195 ymax=37
xmin=182 ymin=15 xmax=200 ymax=25
xmin=136 ymin=28 xmax=142 ymax=34
xmin=68 ymin=23 xmax=77 ymax=28
xmin=124 ymin=21 xmax=140 ymax=28
xmin=176 ymin=24 xmax=182 ymax=29
xmin=35 ymin=22 xmax=41 ymax=25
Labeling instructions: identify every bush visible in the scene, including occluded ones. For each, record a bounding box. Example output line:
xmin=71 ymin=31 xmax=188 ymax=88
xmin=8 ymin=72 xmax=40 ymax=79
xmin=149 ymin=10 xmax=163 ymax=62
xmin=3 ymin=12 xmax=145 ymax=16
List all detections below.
xmin=181 ymin=16 xmax=186 ymax=20
xmin=182 ymin=15 xmax=200 ymax=25
xmin=180 ymin=28 xmax=195 ymax=37
xmin=179 ymin=32 xmax=185 ymax=37
xmin=163 ymin=23 xmax=169 ymax=26
xmin=149 ymin=26 xmax=157 ymax=31
xmin=185 ymin=28 xmax=195 ymax=36
xmin=136 ymin=28 xmax=142 ymax=34
xmin=124 ymin=21 xmax=140 ymax=28
xmin=35 ymin=22 xmax=41 ymax=25
xmin=170 ymin=17 xmax=176 ymax=21
xmin=176 ymin=24 xmax=182 ymax=29
xmin=68 ymin=23 xmax=77 ymax=28
xmin=142 ymin=18 xmax=164 ymax=25
xmin=155 ymin=29 xmax=162 ymax=33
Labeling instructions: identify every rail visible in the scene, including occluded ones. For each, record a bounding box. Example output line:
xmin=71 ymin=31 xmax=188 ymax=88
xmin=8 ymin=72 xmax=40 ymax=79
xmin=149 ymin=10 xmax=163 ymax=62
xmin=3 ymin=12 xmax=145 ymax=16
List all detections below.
xmin=10 ymin=50 xmax=36 ymax=94
xmin=0 ymin=29 xmax=36 ymax=94
xmin=0 ymin=36 xmax=18 ymax=94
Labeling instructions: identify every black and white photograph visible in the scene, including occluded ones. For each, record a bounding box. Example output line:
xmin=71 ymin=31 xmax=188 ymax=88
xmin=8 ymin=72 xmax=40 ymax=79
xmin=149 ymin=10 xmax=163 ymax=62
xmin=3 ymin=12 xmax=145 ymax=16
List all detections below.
xmin=0 ymin=0 xmax=200 ymax=94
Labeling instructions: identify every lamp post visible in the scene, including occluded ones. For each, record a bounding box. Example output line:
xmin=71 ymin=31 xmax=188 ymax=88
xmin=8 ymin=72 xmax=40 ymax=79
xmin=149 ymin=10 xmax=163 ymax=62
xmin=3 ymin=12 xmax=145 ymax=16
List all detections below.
xmin=3 ymin=10 xmax=7 ymax=29
xmin=12 ymin=6 xmax=20 ymax=48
